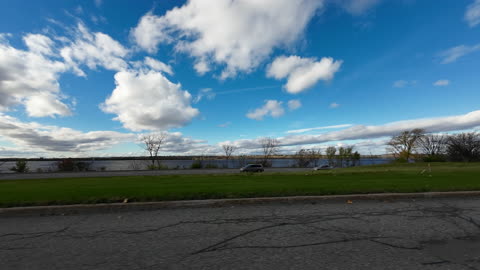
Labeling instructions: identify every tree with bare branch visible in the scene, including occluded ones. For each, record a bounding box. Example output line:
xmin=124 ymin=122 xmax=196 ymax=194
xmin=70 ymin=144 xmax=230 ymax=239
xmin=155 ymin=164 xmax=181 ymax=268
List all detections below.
xmin=259 ymin=137 xmax=279 ymax=167
xmin=222 ymin=144 xmax=237 ymax=168
xmin=446 ymin=132 xmax=480 ymax=162
xmin=417 ymin=134 xmax=447 ymax=161
xmin=387 ymin=129 xmax=425 ymax=161
xmin=140 ymin=133 xmax=167 ymax=168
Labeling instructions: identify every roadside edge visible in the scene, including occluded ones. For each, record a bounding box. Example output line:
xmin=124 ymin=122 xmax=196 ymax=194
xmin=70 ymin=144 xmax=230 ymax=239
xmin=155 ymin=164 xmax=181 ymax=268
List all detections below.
xmin=1 ymin=191 xmax=479 ymax=217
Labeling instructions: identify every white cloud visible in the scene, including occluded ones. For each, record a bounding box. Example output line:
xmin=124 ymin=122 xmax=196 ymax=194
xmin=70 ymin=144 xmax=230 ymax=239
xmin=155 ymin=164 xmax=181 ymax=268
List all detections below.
xmin=143 ymin=57 xmax=173 ymax=75
xmin=0 ymin=36 xmax=71 ymax=117
xmin=101 ymin=69 xmax=199 ymax=132
xmin=130 ymin=12 xmax=171 ymax=54
xmin=287 ymin=99 xmax=302 ymax=110
xmin=0 ymin=113 xmax=134 ymax=154
xmin=439 ymin=44 xmax=480 ymax=64
xmin=246 ymin=100 xmax=285 ymax=120
xmin=224 ymin=110 xmax=480 ymax=150
xmin=337 ymin=0 xmax=381 ymax=15
xmin=94 ymin=0 xmax=103 ymax=8
xmin=23 ymin=34 xmax=55 ymax=56
xmin=330 ymin=102 xmax=340 ymax=108
xmin=194 ymin=61 xmax=210 ymax=75
xmin=465 ymin=0 xmax=480 ymax=27
xmin=287 ymin=124 xmax=353 ymax=134
xmin=193 ymin=88 xmax=216 ymax=103
xmin=433 ymin=79 xmax=450 ymax=86
xmin=24 ymin=93 xmax=72 ymax=117
xmin=267 ymin=55 xmax=342 ymax=94
xmin=60 ymin=23 xmax=129 ymax=76
xmin=155 ymin=132 xmax=219 ymax=155
xmin=0 ymin=113 xmax=219 ymax=157
xmin=131 ymin=0 xmax=323 ymax=78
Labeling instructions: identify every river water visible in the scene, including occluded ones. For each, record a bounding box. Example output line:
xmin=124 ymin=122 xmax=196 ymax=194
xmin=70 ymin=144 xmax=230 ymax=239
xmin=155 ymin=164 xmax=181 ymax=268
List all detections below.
xmin=0 ymin=158 xmax=392 ymax=173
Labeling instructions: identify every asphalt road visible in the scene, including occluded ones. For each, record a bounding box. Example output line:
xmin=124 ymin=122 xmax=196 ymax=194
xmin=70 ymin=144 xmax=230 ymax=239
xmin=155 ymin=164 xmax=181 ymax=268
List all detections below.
xmin=1 ymin=197 xmax=480 ymax=270
xmin=0 ymin=168 xmax=310 ymax=180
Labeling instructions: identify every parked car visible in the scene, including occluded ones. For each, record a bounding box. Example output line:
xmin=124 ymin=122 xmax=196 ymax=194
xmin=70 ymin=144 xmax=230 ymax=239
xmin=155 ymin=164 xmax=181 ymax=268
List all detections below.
xmin=312 ymin=164 xmax=332 ymax=170
xmin=240 ymin=164 xmax=264 ymax=172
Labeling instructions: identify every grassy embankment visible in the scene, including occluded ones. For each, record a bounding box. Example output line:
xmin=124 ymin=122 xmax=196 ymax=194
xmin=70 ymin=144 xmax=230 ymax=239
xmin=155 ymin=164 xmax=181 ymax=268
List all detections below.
xmin=0 ymin=162 xmax=479 ymax=207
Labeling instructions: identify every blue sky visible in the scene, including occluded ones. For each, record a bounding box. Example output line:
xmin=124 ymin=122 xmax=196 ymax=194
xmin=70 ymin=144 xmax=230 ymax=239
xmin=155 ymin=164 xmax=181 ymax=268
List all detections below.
xmin=1 ymin=0 xmax=480 ymax=157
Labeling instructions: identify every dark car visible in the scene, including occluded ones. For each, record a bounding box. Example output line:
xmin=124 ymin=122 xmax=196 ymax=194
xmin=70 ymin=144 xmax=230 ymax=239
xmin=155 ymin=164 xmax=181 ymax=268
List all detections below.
xmin=240 ymin=164 xmax=264 ymax=172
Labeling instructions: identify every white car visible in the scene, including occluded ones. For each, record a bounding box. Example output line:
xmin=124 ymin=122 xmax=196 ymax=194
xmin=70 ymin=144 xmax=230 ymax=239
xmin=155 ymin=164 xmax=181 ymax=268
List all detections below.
xmin=312 ymin=165 xmax=332 ymax=170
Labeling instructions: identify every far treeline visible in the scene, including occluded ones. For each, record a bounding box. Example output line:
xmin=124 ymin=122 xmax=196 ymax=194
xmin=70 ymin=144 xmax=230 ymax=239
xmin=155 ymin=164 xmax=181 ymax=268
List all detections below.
xmin=141 ymin=135 xmax=362 ymax=169
xmin=387 ymin=129 xmax=480 ymax=162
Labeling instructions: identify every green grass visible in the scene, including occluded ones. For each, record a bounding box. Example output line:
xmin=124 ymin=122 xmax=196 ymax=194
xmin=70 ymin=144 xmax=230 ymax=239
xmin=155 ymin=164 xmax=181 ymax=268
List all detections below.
xmin=1 ymin=162 xmax=480 ymax=207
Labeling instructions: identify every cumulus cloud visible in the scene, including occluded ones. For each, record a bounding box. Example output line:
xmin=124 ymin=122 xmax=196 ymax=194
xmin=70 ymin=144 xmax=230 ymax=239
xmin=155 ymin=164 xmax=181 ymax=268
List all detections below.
xmin=267 ymin=55 xmax=342 ymax=94
xmin=0 ymin=36 xmax=71 ymax=117
xmin=439 ymin=44 xmax=480 ymax=64
xmin=225 ymin=110 xmax=480 ymax=150
xmin=131 ymin=0 xmax=323 ymax=78
xmin=153 ymin=132 xmax=220 ymax=155
xmin=23 ymin=34 xmax=55 ymax=56
xmin=193 ymin=88 xmax=216 ymax=103
xmin=287 ymin=99 xmax=302 ymax=110
xmin=286 ymin=124 xmax=353 ymax=134
xmin=60 ymin=23 xmax=129 ymax=76
xmin=433 ymin=80 xmax=450 ymax=86
xmin=246 ymin=100 xmax=285 ymax=120
xmin=465 ymin=0 xmax=480 ymax=27
xmin=101 ymin=69 xmax=199 ymax=131
xmin=0 ymin=113 xmax=134 ymax=154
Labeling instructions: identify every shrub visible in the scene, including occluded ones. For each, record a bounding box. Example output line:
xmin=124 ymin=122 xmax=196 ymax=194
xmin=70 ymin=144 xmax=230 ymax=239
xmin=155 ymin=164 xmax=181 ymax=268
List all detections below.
xmin=205 ymin=164 xmax=218 ymax=169
xmin=57 ymin=159 xmax=91 ymax=171
xmin=191 ymin=161 xmax=203 ymax=169
xmin=10 ymin=160 xmax=29 ymax=173
xmin=57 ymin=159 xmax=75 ymax=171
xmin=75 ymin=162 xmax=90 ymax=171
xmin=421 ymin=154 xmax=447 ymax=162
xmin=146 ymin=164 xmax=168 ymax=170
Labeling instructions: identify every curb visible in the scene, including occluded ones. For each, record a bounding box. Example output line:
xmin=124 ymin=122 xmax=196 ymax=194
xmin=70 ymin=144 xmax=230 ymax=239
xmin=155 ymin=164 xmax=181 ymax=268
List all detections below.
xmin=1 ymin=191 xmax=479 ymax=217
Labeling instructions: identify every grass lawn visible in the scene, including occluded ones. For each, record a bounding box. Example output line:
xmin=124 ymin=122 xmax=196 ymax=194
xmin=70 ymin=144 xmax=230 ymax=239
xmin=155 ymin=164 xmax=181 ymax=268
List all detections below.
xmin=1 ymin=162 xmax=479 ymax=207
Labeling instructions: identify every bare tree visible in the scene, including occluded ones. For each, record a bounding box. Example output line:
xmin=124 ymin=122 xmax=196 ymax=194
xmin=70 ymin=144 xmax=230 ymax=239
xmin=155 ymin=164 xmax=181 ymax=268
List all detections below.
xmin=260 ymin=137 xmax=279 ymax=167
xmin=140 ymin=133 xmax=167 ymax=168
xmin=387 ymin=129 xmax=425 ymax=161
xmin=326 ymin=146 xmax=336 ymax=167
xmin=446 ymin=132 xmax=480 ymax=162
xmin=222 ymin=144 xmax=237 ymax=168
xmin=417 ymin=134 xmax=447 ymax=161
